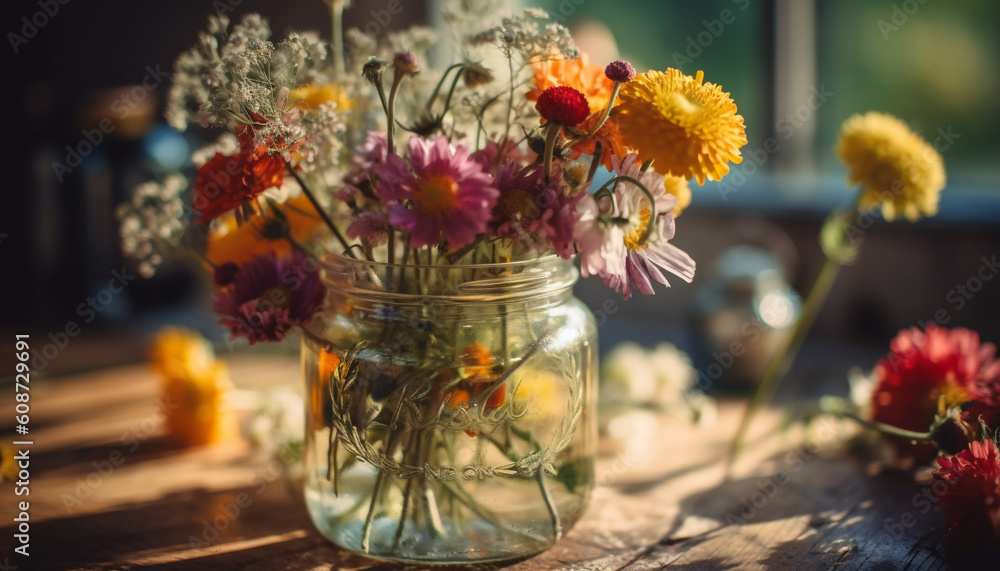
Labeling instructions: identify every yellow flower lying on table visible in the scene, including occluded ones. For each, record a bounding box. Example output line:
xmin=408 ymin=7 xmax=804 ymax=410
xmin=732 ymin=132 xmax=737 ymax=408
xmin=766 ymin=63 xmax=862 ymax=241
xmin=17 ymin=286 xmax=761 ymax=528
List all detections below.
xmin=0 ymin=442 xmax=19 ymax=482
xmin=150 ymin=327 xmax=236 ymax=447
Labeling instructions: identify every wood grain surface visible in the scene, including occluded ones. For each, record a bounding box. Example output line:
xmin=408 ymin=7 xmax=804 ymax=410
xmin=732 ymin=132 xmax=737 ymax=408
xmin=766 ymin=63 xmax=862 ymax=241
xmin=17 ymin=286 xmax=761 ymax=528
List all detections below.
xmin=0 ymin=357 xmax=957 ymax=570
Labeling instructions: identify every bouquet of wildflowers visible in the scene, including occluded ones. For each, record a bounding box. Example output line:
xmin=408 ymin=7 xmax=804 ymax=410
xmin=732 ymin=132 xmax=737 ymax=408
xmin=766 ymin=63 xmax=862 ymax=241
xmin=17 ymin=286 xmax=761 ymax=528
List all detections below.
xmin=118 ymin=0 xmax=748 ymax=559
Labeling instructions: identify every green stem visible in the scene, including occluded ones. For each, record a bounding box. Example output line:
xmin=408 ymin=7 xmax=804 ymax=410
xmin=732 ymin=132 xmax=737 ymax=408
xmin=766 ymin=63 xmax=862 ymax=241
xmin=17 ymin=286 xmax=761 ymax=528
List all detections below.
xmin=580 ymin=82 xmax=622 ymax=139
xmin=728 ymin=257 xmax=843 ymax=466
xmin=542 ymin=122 xmax=561 ymax=185
xmin=328 ymin=0 xmax=346 ymax=78
xmin=537 ymin=470 xmax=562 ymax=542
xmin=821 ymin=400 xmax=935 ymax=442
xmin=283 ymin=160 xmax=357 ymax=259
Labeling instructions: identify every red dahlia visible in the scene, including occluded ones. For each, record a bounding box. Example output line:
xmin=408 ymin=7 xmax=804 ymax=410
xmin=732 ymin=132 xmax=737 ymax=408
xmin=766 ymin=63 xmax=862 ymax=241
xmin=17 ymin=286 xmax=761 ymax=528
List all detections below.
xmin=192 ymin=129 xmax=286 ymax=224
xmin=934 ymin=439 xmax=1000 ymax=550
xmin=870 ymin=325 xmax=998 ymax=464
xmin=535 ymin=85 xmax=590 ymax=126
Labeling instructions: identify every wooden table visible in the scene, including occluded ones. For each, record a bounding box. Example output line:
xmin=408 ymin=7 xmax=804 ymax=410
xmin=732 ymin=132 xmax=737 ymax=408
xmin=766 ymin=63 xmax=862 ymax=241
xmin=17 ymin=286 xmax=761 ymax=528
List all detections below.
xmin=1 ymin=357 xmax=956 ymax=570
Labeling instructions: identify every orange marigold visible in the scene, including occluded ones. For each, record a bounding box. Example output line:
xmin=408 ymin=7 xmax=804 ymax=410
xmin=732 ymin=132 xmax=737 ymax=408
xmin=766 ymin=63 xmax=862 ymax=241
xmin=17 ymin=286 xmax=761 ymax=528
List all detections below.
xmin=527 ymin=52 xmax=614 ymax=115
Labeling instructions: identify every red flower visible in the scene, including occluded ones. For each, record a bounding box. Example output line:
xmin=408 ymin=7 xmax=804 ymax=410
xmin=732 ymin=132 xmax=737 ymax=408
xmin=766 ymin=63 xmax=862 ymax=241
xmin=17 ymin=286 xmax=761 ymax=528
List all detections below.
xmin=934 ymin=439 xmax=1000 ymax=550
xmin=870 ymin=325 xmax=998 ymax=464
xmin=535 ymin=86 xmax=590 ymax=126
xmin=192 ymin=129 xmax=286 ymax=224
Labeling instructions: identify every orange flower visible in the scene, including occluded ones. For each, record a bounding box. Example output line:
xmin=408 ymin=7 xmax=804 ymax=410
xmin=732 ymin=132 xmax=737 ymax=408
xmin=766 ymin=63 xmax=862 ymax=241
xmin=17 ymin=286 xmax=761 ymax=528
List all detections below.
xmin=310 ymin=349 xmax=340 ymax=431
xmin=527 ymin=52 xmax=614 ymax=115
xmin=448 ymin=343 xmax=506 ymax=428
xmin=570 ymin=115 xmax=627 ymax=170
xmin=149 ymin=327 xmax=235 ymax=447
xmin=205 ymin=194 xmax=324 ymax=267
xmin=192 ymin=130 xmax=286 ymax=224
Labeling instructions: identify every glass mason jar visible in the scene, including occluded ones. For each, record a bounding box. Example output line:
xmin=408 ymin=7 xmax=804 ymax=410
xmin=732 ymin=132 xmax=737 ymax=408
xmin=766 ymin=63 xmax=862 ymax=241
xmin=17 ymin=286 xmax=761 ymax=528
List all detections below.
xmin=301 ymin=254 xmax=597 ymax=564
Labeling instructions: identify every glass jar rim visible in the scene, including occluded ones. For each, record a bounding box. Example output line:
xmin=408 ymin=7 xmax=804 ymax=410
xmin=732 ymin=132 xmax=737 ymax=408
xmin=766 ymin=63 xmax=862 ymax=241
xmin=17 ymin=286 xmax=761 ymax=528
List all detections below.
xmin=318 ymin=252 xmax=578 ymax=302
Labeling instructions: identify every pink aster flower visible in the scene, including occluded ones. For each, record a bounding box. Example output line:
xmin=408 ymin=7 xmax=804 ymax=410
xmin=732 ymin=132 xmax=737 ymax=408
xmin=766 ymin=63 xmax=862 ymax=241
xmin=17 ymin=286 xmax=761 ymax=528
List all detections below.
xmin=346 ymin=210 xmax=390 ymax=247
xmin=212 ymin=250 xmax=325 ymax=344
xmin=575 ymin=193 xmax=626 ymax=280
xmin=488 ymin=161 xmax=585 ymax=256
xmin=343 ymin=131 xmax=389 ymax=187
xmin=375 ymin=135 xmax=498 ymax=249
xmin=934 ymin=439 xmax=1000 ymax=551
xmin=577 ymin=154 xmax=695 ymax=300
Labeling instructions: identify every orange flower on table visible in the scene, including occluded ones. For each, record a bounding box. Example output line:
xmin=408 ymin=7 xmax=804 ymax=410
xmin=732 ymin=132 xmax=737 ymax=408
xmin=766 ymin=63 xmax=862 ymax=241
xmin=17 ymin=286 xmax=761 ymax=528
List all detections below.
xmin=205 ymin=194 xmax=324 ymax=267
xmin=149 ymin=327 xmax=236 ymax=447
xmin=0 ymin=442 xmax=19 ymax=482
xmin=527 ymin=52 xmax=614 ymax=115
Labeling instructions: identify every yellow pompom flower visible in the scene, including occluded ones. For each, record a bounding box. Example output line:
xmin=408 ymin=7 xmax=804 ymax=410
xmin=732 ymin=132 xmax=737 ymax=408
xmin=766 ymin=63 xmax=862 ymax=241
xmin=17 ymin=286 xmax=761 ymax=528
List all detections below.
xmin=836 ymin=112 xmax=946 ymax=222
xmin=663 ymin=175 xmax=692 ymax=217
xmin=615 ymin=69 xmax=747 ymax=185
xmin=150 ymin=327 xmax=236 ymax=447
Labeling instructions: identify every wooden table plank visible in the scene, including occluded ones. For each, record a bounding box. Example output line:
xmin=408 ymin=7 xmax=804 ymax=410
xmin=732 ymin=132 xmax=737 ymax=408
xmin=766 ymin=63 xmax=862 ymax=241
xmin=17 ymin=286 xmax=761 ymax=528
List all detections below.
xmin=0 ymin=357 xmax=956 ymax=569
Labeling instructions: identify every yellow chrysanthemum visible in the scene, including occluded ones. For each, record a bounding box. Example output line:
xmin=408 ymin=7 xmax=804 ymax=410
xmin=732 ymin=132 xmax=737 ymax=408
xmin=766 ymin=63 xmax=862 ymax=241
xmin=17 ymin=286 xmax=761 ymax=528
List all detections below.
xmin=206 ymin=194 xmax=324 ymax=267
xmin=150 ymin=327 xmax=235 ymax=447
xmin=289 ymin=83 xmax=354 ymax=112
xmin=615 ymin=69 xmax=747 ymax=185
xmin=836 ymin=112 xmax=946 ymax=222
xmin=663 ymin=175 xmax=692 ymax=217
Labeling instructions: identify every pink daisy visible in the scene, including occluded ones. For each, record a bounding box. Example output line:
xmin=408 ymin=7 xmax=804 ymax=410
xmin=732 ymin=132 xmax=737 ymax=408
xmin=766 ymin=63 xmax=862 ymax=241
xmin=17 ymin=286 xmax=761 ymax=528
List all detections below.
xmin=576 ymin=154 xmax=695 ymax=300
xmin=212 ymin=250 xmax=325 ymax=344
xmin=376 ymin=135 xmax=498 ymax=249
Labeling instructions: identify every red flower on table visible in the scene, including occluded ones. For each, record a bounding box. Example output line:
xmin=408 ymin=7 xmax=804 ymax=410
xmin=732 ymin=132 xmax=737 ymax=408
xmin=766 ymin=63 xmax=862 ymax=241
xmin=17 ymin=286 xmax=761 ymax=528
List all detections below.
xmin=934 ymin=439 xmax=1000 ymax=551
xmin=870 ymin=325 xmax=998 ymax=464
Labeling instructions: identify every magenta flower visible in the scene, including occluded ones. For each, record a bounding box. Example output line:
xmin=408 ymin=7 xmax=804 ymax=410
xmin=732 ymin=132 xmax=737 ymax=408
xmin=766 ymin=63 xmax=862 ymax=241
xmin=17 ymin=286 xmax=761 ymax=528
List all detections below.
xmin=343 ymin=131 xmax=389 ymax=188
xmin=212 ymin=250 xmax=325 ymax=344
xmin=375 ymin=135 xmax=498 ymax=249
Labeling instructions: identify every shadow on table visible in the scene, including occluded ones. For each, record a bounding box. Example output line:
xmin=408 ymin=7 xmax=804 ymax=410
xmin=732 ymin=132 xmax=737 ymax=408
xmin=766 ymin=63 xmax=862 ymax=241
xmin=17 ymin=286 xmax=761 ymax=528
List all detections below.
xmin=609 ymin=447 xmax=965 ymax=569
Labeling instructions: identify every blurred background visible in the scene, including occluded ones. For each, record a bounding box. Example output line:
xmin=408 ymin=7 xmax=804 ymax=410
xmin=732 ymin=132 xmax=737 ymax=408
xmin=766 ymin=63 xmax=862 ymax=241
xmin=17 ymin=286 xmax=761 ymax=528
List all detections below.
xmin=3 ymin=0 xmax=999 ymax=394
